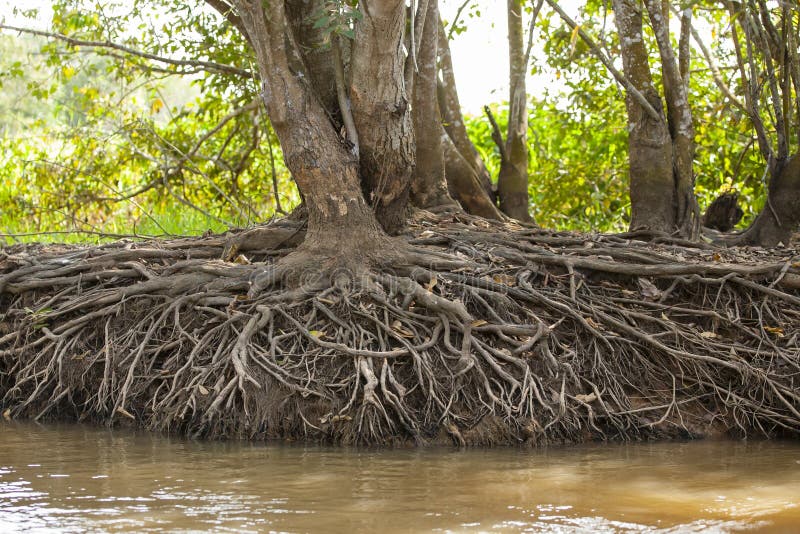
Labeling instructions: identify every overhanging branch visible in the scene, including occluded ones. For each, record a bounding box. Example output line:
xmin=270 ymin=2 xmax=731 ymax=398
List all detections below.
xmin=0 ymin=24 xmax=254 ymax=79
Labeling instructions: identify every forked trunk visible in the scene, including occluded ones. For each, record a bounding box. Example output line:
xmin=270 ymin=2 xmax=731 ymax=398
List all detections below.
xmin=613 ymin=0 xmax=699 ymax=237
xmin=233 ymin=1 xmax=385 ymax=253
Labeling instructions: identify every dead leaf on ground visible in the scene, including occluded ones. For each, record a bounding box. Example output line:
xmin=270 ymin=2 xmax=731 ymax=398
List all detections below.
xmin=309 ymin=330 xmax=326 ymax=339
xmin=764 ymin=326 xmax=785 ymax=337
xmin=2 ymin=409 xmax=11 ymax=421
xmin=575 ymin=393 xmax=597 ymax=403
xmin=391 ymin=320 xmax=415 ymax=338
xmin=699 ymin=331 xmax=719 ymax=339
xmin=198 ymin=385 xmax=209 ymax=396
xmin=492 ymin=273 xmax=517 ymax=286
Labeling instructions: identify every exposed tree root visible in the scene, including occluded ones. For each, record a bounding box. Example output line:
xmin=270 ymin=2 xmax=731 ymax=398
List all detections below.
xmin=1 ymin=211 xmax=799 ymax=446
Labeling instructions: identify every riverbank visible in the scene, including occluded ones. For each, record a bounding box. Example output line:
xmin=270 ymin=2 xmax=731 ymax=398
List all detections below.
xmin=1 ymin=212 xmax=799 ymax=445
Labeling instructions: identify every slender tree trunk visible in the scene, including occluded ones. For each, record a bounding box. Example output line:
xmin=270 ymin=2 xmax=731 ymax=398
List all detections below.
xmin=613 ymin=0 xmax=679 ymax=235
xmin=497 ymin=0 xmax=532 ymax=222
xmin=350 ymin=0 xmax=414 ymax=234
xmin=232 ymin=1 xmax=385 ymax=254
xmin=436 ymin=21 xmax=495 ymax=202
xmin=443 ymin=134 xmax=504 ymax=219
xmin=410 ymin=0 xmax=456 ymax=209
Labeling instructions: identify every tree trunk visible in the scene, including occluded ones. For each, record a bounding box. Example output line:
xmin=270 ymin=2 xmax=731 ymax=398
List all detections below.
xmin=613 ymin=0 xmax=679 ymax=235
xmin=443 ymin=133 xmax=504 ymax=219
xmin=284 ymin=0 xmax=338 ymax=117
xmin=436 ymin=21 xmax=495 ymax=203
xmin=410 ymin=0 xmax=456 ymax=209
xmin=349 ymin=0 xmax=414 ymax=234
xmin=643 ymin=0 xmax=700 ymax=239
xmin=496 ymin=0 xmax=532 ymax=222
xmin=734 ymin=154 xmax=800 ymax=246
xmin=232 ymin=1 xmax=385 ymax=255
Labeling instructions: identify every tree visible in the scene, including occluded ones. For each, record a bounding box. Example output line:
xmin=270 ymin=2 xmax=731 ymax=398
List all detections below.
xmin=723 ymin=0 xmax=800 ymax=247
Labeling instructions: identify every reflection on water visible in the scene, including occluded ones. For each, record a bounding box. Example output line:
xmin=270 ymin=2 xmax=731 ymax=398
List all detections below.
xmin=0 ymin=423 xmax=798 ymax=533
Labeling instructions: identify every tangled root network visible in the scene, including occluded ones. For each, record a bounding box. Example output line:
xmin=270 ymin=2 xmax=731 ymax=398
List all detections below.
xmin=1 ymin=212 xmax=799 ymax=446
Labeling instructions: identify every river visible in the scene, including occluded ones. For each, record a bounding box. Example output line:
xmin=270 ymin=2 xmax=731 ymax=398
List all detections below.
xmin=0 ymin=422 xmax=798 ymax=532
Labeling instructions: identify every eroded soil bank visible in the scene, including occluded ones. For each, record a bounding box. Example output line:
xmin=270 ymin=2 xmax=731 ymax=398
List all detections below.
xmin=1 ymin=212 xmax=799 ymax=445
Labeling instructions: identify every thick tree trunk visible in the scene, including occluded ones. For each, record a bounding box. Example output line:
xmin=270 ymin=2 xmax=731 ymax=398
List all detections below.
xmin=410 ymin=0 xmax=456 ymax=209
xmin=613 ymin=0 xmax=679 ymax=235
xmin=643 ymin=0 xmax=700 ymax=239
xmin=497 ymin=0 xmax=532 ymax=222
xmin=350 ymin=0 xmax=414 ymax=234
xmin=436 ymin=22 xmax=495 ymax=202
xmin=734 ymin=155 xmax=800 ymax=246
xmin=232 ymin=1 xmax=385 ymax=254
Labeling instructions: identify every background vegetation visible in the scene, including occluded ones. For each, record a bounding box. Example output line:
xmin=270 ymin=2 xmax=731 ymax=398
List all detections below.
xmin=0 ymin=1 xmax=770 ymax=242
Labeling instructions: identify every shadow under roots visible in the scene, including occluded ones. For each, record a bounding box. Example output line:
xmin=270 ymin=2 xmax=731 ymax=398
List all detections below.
xmin=1 ymin=212 xmax=800 ymax=446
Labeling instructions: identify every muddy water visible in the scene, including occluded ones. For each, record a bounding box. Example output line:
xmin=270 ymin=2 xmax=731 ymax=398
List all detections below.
xmin=0 ymin=423 xmax=798 ymax=533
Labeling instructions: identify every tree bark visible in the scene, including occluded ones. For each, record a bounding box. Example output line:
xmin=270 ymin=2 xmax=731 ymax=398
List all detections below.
xmin=443 ymin=133 xmax=504 ymax=219
xmin=496 ymin=0 xmax=532 ymax=222
xmin=613 ymin=0 xmax=680 ymax=235
xmin=349 ymin=0 xmax=415 ymax=234
xmin=734 ymin=154 xmax=800 ymax=246
xmin=232 ymin=1 xmax=385 ymax=254
xmin=643 ymin=0 xmax=699 ymax=239
xmin=436 ymin=21 xmax=495 ymax=203
xmin=410 ymin=0 xmax=456 ymax=209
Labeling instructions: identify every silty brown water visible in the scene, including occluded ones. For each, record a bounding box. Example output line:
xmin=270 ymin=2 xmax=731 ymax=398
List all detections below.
xmin=1 ymin=422 xmax=799 ymax=533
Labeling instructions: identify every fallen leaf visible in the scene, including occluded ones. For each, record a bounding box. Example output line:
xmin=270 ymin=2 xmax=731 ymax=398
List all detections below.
xmin=198 ymin=385 xmax=209 ymax=396
xmin=470 ymin=319 xmax=488 ymax=328
xmin=492 ymin=273 xmax=516 ymax=286
xmin=233 ymin=254 xmax=251 ymax=265
xmin=2 ymin=409 xmax=11 ymax=421
xmin=575 ymin=393 xmax=597 ymax=403
xmin=699 ymin=331 xmax=719 ymax=339
xmin=764 ymin=326 xmax=785 ymax=337
xmin=309 ymin=330 xmax=326 ymax=339
xmin=391 ymin=320 xmax=414 ymax=338
xmin=425 ymin=277 xmax=437 ymax=291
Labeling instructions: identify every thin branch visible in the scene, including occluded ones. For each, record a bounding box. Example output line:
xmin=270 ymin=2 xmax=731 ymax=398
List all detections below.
xmin=483 ymin=105 xmax=508 ymax=162
xmin=203 ymin=0 xmax=251 ymax=45
xmin=0 ymin=24 xmax=253 ymax=79
xmin=332 ymin=35 xmax=359 ymax=157
xmin=671 ymin=4 xmax=745 ymax=112
xmin=446 ymin=0 xmax=473 ymax=40
xmin=544 ymin=0 xmax=662 ymax=122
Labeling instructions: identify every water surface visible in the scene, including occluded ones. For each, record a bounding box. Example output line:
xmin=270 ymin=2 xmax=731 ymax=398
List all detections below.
xmin=1 ymin=422 xmax=798 ymax=532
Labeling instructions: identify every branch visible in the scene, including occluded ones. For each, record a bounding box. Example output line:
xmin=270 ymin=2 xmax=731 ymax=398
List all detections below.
xmin=543 ymin=0 xmax=661 ymax=122
xmin=203 ymin=0 xmax=251 ymax=45
xmin=670 ymin=4 xmax=745 ymax=112
xmin=483 ymin=105 xmax=508 ymax=162
xmin=727 ymin=0 xmax=772 ymax=162
xmin=446 ymin=0 xmax=473 ymax=41
xmin=0 ymin=24 xmax=253 ymax=79
xmin=678 ymin=4 xmax=691 ymax=89
xmin=331 ymin=36 xmax=359 ymax=157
